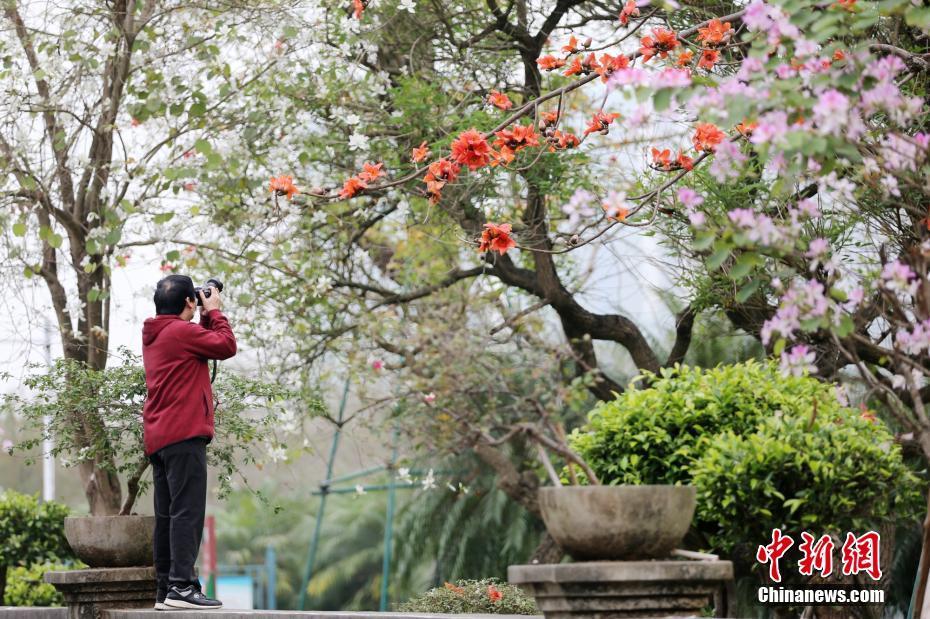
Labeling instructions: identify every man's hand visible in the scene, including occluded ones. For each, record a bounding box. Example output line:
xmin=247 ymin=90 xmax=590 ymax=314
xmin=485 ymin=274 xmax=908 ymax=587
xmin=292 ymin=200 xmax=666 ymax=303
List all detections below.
xmin=199 ymin=286 xmax=222 ymax=313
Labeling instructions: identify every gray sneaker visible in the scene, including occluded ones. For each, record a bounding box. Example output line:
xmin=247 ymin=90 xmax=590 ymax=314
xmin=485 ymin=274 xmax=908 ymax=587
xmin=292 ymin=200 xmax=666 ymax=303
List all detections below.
xmin=163 ymin=584 xmax=223 ymax=610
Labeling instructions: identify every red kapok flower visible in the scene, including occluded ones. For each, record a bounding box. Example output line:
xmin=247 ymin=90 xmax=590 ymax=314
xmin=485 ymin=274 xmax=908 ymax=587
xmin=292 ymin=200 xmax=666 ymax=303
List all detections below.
xmin=444 ymin=582 xmax=465 ymax=595
xmin=540 ymin=111 xmax=560 ymax=126
xmin=676 ymin=50 xmax=694 ymax=67
xmin=698 ymin=49 xmax=720 ymax=70
xmin=339 ymin=176 xmax=367 ymax=199
xmin=650 ymin=148 xmax=693 ymax=171
xmin=479 ymin=222 xmax=517 ymax=255
xmin=561 ymin=35 xmax=580 ymax=54
xmin=270 ymin=175 xmax=299 ymax=200
xmin=493 ymin=124 xmax=539 ymax=152
xmin=488 ymin=585 xmax=503 ymax=602
xmin=563 ymin=56 xmax=583 ymax=77
xmin=411 ymin=141 xmax=430 ymax=163
xmin=639 ymin=28 xmax=678 ymax=61
xmin=735 ymin=120 xmax=758 ymax=137
xmin=359 ymin=161 xmax=385 ymax=182
xmin=583 ymin=111 xmax=620 ymax=136
xmin=564 ymin=53 xmax=599 ymax=77
xmin=651 ymin=147 xmax=672 ymax=170
xmin=488 ymin=90 xmax=513 ymax=110
xmin=619 ymin=0 xmax=640 ymax=25
xmin=692 ymin=122 xmax=726 ymax=152
xmin=696 ymin=19 xmax=733 ymax=46
xmin=451 ymin=129 xmax=492 ymax=170
xmin=427 ymin=158 xmax=461 ymax=183
xmin=548 ymin=130 xmax=580 ymax=151
xmin=423 ymin=158 xmax=461 ymax=203
xmin=832 ymin=49 xmax=846 ymax=62
xmin=595 ymin=53 xmax=629 ymax=81
xmin=490 ymin=146 xmax=515 ymax=167
xmin=537 ymin=55 xmax=567 ymax=71
xmin=352 ymin=0 xmax=365 ymax=19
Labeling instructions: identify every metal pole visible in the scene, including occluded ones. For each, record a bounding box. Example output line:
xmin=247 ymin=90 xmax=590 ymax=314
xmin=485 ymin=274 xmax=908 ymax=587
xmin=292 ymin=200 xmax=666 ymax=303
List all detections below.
xmin=265 ymin=545 xmax=277 ymax=610
xmin=379 ymin=426 xmax=400 ymax=612
xmin=41 ymin=322 xmax=55 ymax=502
xmin=297 ymin=378 xmax=350 ymax=610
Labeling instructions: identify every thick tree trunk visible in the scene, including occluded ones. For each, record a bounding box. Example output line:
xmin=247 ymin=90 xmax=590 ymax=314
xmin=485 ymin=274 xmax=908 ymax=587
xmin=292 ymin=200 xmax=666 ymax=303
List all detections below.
xmin=912 ymin=433 xmax=930 ymax=618
xmin=77 ymin=460 xmax=123 ymax=516
xmin=530 ymin=532 xmax=565 ymax=564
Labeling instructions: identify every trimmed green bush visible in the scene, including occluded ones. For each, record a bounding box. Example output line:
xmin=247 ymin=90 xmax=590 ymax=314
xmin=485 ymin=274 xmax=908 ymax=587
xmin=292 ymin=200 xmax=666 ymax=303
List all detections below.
xmin=3 ymin=564 xmax=67 ymax=607
xmin=569 ymin=361 xmax=921 ymax=553
xmin=0 ymin=490 xmax=73 ymax=602
xmin=397 ymin=578 xmax=538 ymax=614
xmin=569 ymin=361 xmax=847 ymax=486
xmin=694 ymin=410 xmax=920 ymax=553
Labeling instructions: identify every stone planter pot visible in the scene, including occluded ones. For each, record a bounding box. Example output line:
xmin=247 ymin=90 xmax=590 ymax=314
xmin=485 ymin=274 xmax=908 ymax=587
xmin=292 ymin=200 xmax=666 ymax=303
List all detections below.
xmin=64 ymin=515 xmax=155 ymax=567
xmin=539 ymin=485 xmax=696 ymax=560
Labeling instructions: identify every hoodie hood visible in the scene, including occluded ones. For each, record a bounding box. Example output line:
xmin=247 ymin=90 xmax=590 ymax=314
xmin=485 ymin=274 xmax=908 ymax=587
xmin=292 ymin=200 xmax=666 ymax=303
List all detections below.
xmin=142 ymin=315 xmax=182 ymax=346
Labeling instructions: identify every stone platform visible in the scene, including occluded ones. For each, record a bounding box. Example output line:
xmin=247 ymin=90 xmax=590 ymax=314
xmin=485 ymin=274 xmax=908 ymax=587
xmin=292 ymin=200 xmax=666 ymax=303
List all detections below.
xmin=44 ymin=566 xmax=157 ymax=619
xmin=508 ymin=560 xmax=734 ymax=619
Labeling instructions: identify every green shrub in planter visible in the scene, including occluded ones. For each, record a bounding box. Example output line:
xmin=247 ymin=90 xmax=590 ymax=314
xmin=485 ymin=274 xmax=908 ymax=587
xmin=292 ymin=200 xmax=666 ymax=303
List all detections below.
xmin=3 ymin=563 xmax=69 ymax=606
xmin=568 ymin=361 xmax=921 ymax=552
xmin=397 ymin=578 xmax=538 ymax=614
xmin=693 ymin=411 xmax=920 ymax=553
xmin=569 ymin=361 xmax=845 ymax=486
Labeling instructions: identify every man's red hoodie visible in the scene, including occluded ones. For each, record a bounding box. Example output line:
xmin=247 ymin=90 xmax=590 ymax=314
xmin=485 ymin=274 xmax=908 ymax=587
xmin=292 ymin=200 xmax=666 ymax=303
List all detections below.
xmin=141 ymin=310 xmax=237 ymax=456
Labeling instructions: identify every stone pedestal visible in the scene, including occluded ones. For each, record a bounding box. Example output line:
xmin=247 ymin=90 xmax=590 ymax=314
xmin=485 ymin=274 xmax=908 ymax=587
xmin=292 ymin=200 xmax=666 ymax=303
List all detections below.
xmin=44 ymin=567 xmax=156 ymax=619
xmin=509 ymin=560 xmax=733 ymax=619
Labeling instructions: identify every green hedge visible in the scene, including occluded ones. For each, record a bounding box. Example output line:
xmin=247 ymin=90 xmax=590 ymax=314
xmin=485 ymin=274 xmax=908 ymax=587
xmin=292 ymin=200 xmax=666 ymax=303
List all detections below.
xmin=0 ymin=490 xmax=73 ymax=603
xmin=3 ymin=563 xmax=67 ymax=606
xmin=397 ymin=578 xmax=538 ymax=614
xmin=569 ymin=361 xmax=922 ymax=553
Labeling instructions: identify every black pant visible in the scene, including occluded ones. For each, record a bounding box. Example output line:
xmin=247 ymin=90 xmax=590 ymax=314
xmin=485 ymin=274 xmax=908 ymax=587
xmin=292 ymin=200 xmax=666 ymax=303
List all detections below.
xmin=150 ymin=437 xmax=208 ymax=591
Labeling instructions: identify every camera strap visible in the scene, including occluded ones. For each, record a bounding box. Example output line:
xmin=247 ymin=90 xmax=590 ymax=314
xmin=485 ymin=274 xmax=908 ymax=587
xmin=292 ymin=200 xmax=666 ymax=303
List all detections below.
xmin=210 ymin=359 xmax=218 ymax=384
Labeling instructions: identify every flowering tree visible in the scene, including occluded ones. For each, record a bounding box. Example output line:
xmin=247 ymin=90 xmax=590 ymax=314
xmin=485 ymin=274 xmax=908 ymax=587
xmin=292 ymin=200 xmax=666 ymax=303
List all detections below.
xmin=223 ymin=0 xmax=930 ymax=591
xmin=147 ymin=0 xmax=929 ymax=602
xmin=0 ymin=0 xmax=302 ymax=514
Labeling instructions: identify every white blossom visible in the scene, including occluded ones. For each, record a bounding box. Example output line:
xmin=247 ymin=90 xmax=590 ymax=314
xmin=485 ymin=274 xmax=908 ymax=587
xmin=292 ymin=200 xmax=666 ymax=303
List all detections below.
xmin=348 ymin=132 xmax=369 ymax=151
xmin=421 ymin=468 xmax=436 ymax=490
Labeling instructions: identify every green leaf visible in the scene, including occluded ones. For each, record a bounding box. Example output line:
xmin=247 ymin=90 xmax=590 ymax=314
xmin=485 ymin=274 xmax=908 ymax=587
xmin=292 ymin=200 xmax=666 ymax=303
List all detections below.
xmin=693 ymin=232 xmax=716 ymax=251
xmin=773 ymin=338 xmax=786 ymax=356
xmin=12 ymin=222 xmax=26 ymax=237
xmin=730 ymin=252 xmax=761 ymax=280
xmin=48 ymin=233 xmax=63 ymax=249
xmin=653 ymin=88 xmax=673 ymax=112
xmin=189 ymin=101 xmax=207 ymax=117
xmin=153 ymin=212 xmax=175 ymax=224
xmin=705 ymin=247 xmax=731 ymax=271
xmin=735 ymin=279 xmax=762 ymax=303
xmin=194 ymin=138 xmax=213 ymax=155
xmin=905 ymin=5 xmax=930 ymax=29
xmin=835 ymin=314 xmax=855 ymax=338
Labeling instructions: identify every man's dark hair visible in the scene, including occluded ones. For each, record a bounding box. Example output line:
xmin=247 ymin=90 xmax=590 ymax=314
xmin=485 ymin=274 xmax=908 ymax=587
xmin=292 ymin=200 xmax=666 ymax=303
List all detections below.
xmin=154 ymin=275 xmax=197 ymax=315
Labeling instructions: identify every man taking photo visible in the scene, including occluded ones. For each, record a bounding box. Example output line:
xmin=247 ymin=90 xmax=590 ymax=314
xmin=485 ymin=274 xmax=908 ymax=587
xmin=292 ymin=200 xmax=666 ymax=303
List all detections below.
xmin=142 ymin=275 xmax=237 ymax=610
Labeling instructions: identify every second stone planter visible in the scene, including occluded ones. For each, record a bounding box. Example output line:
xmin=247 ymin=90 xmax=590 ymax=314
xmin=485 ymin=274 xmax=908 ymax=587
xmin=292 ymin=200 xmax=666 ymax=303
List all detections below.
xmin=538 ymin=485 xmax=696 ymax=560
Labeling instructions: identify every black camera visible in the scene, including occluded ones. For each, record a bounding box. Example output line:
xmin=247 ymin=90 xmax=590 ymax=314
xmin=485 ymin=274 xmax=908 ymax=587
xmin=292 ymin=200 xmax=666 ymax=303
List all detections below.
xmin=194 ymin=278 xmax=224 ymax=306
